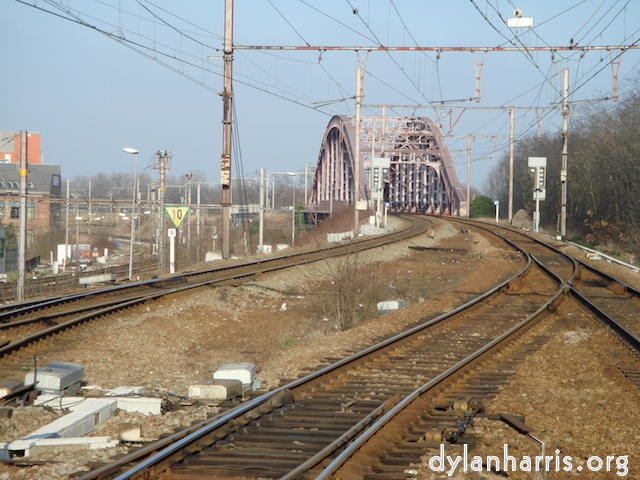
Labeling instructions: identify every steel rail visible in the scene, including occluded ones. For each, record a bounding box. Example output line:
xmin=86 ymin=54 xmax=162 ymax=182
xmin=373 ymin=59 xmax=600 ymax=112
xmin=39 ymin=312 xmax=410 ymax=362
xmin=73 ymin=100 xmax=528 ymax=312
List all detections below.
xmin=569 ymin=287 xmax=640 ymax=351
xmin=316 ymin=257 xmax=569 ymax=479
xmin=0 ymin=216 xmax=431 ymax=360
xmin=313 ymin=218 xmax=640 ymax=479
xmin=0 ymin=215 xmax=422 ymax=320
xmin=453 ymin=218 xmax=640 ymax=351
xmin=78 ymin=240 xmax=532 ymax=480
xmin=101 ymin=217 xmax=640 ymax=480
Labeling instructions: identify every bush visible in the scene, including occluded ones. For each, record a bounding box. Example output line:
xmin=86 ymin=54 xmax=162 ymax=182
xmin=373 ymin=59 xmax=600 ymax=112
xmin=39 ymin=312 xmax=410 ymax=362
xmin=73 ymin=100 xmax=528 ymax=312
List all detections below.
xmin=309 ymin=250 xmax=385 ymax=330
xmin=469 ymin=195 xmax=495 ymax=218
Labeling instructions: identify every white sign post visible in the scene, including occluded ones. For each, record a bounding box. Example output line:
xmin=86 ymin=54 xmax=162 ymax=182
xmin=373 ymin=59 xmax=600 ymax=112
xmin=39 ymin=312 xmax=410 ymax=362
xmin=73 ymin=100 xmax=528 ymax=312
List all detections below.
xmin=494 ymin=200 xmax=500 ymax=223
xmin=167 ymin=228 xmax=176 ymax=274
xmin=371 ymin=158 xmax=390 ymax=227
xmin=165 ymin=206 xmax=190 ymax=274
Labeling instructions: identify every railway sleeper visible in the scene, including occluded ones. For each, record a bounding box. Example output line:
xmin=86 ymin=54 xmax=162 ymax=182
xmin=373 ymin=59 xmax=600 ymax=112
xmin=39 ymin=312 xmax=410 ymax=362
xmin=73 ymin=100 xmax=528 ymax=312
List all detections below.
xmin=195 ymin=447 xmax=318 ymax=460
xmin=262 ymin=410 xmax=368 ymax=423
xmin=208 ymin=438 xmax=322 ymax=453
xmin=304 ymin=381 xmax=413 ymax=390
xmin=288 ymin=399 xmax=381 ymax=413
xmin=234 ymin=427 xmax=345 ymax=440
xmin=171 ymin=463 xmax=301 ymax=478
xmin=244 ymin=423 xmax=354 ymax=435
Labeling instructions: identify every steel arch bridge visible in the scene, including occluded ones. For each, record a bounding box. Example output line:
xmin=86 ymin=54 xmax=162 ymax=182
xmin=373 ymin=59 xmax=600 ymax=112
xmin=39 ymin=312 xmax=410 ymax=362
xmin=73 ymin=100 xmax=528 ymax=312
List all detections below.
xmin=308 ymin=115 xmax=467 ymax=217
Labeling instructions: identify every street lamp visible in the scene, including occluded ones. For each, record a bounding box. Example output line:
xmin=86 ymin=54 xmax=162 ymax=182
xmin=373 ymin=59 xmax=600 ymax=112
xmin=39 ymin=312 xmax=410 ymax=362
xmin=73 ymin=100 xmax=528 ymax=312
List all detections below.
xmin=123 ymin=147 xmax=139 ymax=281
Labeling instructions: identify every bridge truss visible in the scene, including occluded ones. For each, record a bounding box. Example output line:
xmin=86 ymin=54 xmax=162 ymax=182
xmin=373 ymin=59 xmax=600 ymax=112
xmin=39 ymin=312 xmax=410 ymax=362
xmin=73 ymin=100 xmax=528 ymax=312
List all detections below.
xmin=309 ymin=115 xmax=467 ymax=217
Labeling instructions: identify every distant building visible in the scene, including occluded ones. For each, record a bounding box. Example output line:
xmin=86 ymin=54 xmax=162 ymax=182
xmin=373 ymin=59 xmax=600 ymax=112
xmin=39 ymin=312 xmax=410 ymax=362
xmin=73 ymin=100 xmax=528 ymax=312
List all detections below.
xmin=0 ymin=163 xmax=62 ymax=245
xmin=0 ymin=130 xmax=42 ymax=164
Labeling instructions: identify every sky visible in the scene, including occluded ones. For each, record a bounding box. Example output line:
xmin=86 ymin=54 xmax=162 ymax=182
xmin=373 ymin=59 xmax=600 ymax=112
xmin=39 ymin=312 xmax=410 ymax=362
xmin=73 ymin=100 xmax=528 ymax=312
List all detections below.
xmin=3 ymin=1 xmax=640 ymax=194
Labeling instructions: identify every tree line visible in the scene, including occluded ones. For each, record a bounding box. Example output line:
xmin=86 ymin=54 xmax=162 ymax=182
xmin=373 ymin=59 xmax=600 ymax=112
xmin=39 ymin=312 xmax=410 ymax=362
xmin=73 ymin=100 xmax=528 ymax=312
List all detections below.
xmin=483 ymin=74 xmax=640 ymax=249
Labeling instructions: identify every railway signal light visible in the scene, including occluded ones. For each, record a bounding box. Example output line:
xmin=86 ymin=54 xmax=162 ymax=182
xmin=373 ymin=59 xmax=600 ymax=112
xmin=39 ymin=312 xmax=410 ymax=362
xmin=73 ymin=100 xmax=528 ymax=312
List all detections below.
xmin=528 ymin=157 xmax=547 ymax=232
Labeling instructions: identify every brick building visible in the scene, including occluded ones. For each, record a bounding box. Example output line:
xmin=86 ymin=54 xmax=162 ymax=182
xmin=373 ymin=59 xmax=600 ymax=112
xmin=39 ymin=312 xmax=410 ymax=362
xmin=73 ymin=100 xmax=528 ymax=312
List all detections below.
xmin=0 ymin=163 xmax=62 ymax=240
xmin=0 ymin=130 xmax=62 ymax=247
xmin=0 ymin=130 xmax=42 ymax=164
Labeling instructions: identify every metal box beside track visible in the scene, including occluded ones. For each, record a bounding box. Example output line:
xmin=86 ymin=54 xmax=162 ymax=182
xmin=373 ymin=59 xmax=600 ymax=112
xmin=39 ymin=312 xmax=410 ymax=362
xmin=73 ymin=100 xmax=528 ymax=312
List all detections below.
xmin=24 ymin=362 xmax=84 ymax=395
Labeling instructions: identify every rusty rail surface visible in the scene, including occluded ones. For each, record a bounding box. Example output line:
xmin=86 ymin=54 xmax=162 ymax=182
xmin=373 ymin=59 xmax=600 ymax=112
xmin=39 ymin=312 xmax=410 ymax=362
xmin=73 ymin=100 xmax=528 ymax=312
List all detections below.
xmin=75 ymin=221 xmax=570 ymax=479
xmin=307 ymin=219 xmax=640 ymax=479
xmin=74 ymin=217 xmax=640 ymax=480
xmin=0 ymin=216 xmax=430 ymax=374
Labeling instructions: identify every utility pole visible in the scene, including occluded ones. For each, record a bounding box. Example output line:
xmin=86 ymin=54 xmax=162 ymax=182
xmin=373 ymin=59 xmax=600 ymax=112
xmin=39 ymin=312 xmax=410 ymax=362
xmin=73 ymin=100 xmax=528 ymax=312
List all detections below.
xmin=221 ymin=0 xmax=233 ymax=259
xmin=196 ymin=183 xmax=201 ymax=260
xmin=560 ymin=68 xmax=569 ymax=240
xmin=75 ymin=196 xmax=80 ymax=271
xmin=185 ymin=172 xmax=194 ymax=249
xmin=88 ymin=180 xmax=92 ymax=236
xmin=65 ymin=179 xmax=69 ymax=272
xmin=354 ymin=56 xmax=366 ymax=235
xmin=17 ymin=131 xmax=27 ymax=301
xmin=259 ymin=168 xmax=264 ymax=254
xmin=466 ymin=133 xmax=471 ymax=217
xmin=155 ymin=150 xmax=169 ymax=272
xmin=508 ymin=106 xmax=514 ymax=225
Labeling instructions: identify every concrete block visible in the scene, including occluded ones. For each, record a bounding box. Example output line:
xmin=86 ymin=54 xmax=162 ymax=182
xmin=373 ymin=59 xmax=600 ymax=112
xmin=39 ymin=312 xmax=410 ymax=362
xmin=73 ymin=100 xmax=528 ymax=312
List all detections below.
xmin=116 ymin=396 xmax=162 ymax=415
xmin=25 ymin=362 xmax=84 ymax=395
xmin=0 ymin=379 xmax=23 ymax=398
xmin=213 ymin=363 xmax=256 ymax=387
xmin=31 ymin=436 xmax=118 ymax=453
xmin=188 ymin=379 xmax=242 ymax=402
xmin=35 ymin=395 xmax=94 ymax=410
xmin=276 ymin=244 xmax=289 ymax=251
xmin=6 ymin=438 xmax=38 ymax=458
xmin=106 ymin=386 xmax=146 ymax=396
xmin=377 ymin=300 xmax=406 ymax=313
xmin=327 ymin=231 xmax=355 ymax=243
xmin=119 ymin=424 xmax=141 ymax=441
xmin=361 ymin=224 xmax=385 ymax=235
xmin=257 ymin=244 xmax=272 ymax=254
xmin=79 ymin=273 xmax=117 ymax=285
xmin=7 ymin=398 xmax=116 ymax=457
xmin=205 ymin=251 xmax=223 ymax=261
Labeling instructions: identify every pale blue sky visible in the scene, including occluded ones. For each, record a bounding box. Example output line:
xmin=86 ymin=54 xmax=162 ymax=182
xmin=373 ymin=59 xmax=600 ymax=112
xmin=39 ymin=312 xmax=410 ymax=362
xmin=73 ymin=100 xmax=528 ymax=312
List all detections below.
xmin=3 ymin=1 xmax=640 ymax=192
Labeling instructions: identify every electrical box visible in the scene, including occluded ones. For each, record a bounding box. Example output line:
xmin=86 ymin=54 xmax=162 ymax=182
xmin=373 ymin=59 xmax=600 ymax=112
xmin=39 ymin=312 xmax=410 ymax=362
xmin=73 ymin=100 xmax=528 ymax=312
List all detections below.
xmin=25 ymin=362 xmax=84 ymax=395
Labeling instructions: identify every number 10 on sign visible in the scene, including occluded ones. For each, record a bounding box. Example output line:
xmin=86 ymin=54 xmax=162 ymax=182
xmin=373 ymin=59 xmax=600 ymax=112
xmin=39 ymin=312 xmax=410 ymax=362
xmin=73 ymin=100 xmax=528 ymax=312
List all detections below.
xmin=165 ymin=206 xmax=190 ymax=229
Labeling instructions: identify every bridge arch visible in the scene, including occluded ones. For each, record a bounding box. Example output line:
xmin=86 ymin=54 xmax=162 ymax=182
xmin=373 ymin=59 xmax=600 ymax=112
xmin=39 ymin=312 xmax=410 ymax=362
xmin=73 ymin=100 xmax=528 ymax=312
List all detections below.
xmin=309 ymin=115 xmax=467 ymax=217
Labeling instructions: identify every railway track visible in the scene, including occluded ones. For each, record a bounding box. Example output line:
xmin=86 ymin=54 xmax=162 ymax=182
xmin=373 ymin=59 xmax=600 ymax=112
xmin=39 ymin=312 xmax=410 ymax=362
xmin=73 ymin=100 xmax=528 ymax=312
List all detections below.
xmin=68 ymin=217 xmax=640 ymax=480
xmin=0 ymin=215 xmax=431 ymax=382
xmin=0 ymin=253 xmax=156 ymax=304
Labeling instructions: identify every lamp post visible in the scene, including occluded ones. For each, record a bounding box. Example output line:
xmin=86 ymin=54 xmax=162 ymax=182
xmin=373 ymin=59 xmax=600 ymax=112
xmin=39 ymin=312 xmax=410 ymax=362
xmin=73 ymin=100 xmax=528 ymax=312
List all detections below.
xmin=123 ymin=147 xmax=139 ymax=281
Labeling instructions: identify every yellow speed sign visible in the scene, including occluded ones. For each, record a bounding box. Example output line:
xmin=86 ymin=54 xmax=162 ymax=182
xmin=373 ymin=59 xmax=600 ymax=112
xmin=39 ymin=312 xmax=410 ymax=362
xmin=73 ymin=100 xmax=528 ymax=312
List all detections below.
xmin=165 ymin=206 xmax=190 ymax=229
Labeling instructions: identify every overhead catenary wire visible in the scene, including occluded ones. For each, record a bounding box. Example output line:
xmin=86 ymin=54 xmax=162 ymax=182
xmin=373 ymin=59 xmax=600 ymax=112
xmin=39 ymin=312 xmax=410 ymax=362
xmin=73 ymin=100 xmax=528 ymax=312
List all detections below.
xmin=11 ymin=0 xmax=640 ymax=192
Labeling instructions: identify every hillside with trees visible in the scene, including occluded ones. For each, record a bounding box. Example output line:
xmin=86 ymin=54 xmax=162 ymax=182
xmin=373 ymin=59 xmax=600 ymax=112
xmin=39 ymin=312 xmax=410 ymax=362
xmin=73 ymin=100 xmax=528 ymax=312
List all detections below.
xmin=484 ymin=74 xmax=640 ymax=250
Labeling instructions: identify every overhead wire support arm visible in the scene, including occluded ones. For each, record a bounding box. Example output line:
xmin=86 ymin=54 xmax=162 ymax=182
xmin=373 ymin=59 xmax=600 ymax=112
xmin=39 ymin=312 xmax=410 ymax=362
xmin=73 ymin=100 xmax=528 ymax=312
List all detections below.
xmin=232 ymin=45 xmax=640 ymax=52
xmin=609 ymin=52 xmax=621 ymax=102
xmin=472 ymin=51 xmax=486 ymax=103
